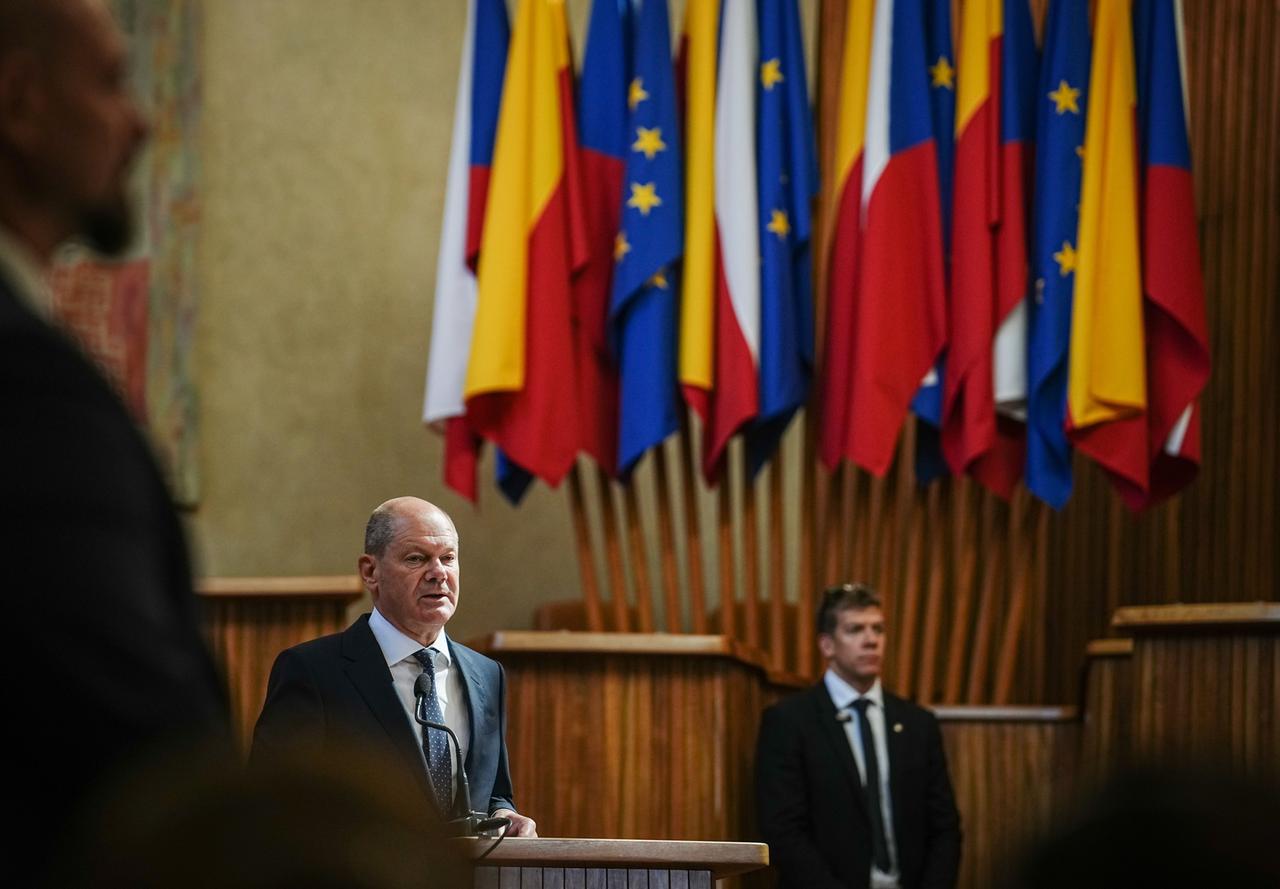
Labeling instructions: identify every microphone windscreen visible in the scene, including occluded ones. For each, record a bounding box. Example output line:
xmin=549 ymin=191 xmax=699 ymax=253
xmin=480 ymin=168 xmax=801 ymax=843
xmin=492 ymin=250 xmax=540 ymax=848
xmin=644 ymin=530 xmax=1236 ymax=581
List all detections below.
xmin=414 ymin=673 xmax=431 ymax=697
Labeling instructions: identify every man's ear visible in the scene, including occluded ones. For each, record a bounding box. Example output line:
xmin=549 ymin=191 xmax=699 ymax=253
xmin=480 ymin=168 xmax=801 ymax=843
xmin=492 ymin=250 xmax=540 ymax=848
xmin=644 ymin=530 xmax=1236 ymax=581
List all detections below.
xmin=817 ymin=634 xmax=834 ymax=660
xmin=357 ymin=554 xmax=378 ymax=598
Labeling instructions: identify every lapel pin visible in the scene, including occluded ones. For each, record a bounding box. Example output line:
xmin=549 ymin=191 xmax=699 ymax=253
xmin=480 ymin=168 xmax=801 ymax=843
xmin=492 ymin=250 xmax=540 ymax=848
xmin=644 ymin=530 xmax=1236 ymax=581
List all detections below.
xmin=893 ymin=723 xmax=904 ymax=733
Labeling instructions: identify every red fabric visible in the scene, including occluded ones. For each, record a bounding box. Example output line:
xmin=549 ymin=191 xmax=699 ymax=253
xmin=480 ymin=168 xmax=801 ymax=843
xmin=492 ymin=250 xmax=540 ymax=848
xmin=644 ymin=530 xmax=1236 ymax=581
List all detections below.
xmin=699 ymin=230 xmax=759 ymax=482
xmin=846 ymin=141 xmax=947 ymax=476
xmin=443 ymin=416 xmax=483 ymax=502
xmin=818 ymin=160 xmax=865 ymax=469
xmin=572 ymin=146 xmax=625 ymax=474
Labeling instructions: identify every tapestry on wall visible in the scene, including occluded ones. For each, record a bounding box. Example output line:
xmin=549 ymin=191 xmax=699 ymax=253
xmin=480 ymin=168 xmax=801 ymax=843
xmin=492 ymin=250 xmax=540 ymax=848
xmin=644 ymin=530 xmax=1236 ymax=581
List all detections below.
xmin=52 ymin=0 xmax=202 ymax=506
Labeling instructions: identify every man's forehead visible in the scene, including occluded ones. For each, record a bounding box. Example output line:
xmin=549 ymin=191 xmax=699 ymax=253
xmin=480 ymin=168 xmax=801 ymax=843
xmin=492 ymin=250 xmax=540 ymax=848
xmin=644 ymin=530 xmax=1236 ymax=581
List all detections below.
xmin=836 ymin=606 xmax=884 ymax=625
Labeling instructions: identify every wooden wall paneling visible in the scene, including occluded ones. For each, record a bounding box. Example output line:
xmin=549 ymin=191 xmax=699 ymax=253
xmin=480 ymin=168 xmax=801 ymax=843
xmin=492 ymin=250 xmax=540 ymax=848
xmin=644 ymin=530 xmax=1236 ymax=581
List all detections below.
xmin=935 ymin=708 xmax=1080 ymax=889
xmin=741 ymin=462 xmax=761 ymax=650
xmin=198 ymin=576 xmax=364 ymax=749
xmin=1112 ymin=604 xmax=1280 ymax=777
xmin=1078 ymin=638 xmax=1134 ymax=785
xmin=485 ymin=635 xmax=1080 ymax=889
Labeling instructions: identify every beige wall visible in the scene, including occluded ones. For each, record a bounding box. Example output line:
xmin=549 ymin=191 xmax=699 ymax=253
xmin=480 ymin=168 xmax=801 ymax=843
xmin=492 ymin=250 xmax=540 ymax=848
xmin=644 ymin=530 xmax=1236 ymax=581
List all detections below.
xmin=193 ymin=0 xmax=584 ymax=639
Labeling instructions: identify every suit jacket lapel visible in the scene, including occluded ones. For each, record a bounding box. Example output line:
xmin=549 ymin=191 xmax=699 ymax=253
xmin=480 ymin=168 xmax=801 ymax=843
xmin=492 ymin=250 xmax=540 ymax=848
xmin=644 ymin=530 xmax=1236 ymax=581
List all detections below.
xmin=883 ymin=693 xmax=907 ymax=827
xmin=811 ymin=683 xmax=873 ymax=820
xmin=341 ymin=616 xmax=431 ymax=793
xmin=449 ymin=641 xmax=492 ymax=774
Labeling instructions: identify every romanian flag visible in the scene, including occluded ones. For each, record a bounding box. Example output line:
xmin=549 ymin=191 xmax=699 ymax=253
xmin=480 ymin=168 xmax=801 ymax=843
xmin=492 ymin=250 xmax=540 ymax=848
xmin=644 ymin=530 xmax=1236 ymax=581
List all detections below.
xmin=1130 ymin=0 xmax=1210 ymax=508
xmin=463 ymin=0 xmax=589 ymax=489
xmin=1026 ymin=0 xmax=1090 ymax=509
xmin=746 ymin=0 xmax=817 ymax=477
xmin=816 ymin=0 xmax=875 ymax=469
xmin=611 ymin=0 xmax=683 ymax=475
xmin=841 ymin=0 xmax=948 ymax=476
xmin=681 ymin=0 xmax=760 ymax=481
xmin=1066 ymin=0 xmax=1148 ymax=497
xmin=573 ymin=0 xmax=630 ymax=477
xmin=942 ymin=0 xmax=1037 ymax=498
xmin=423 ymin=0 xmax=509 ymax=502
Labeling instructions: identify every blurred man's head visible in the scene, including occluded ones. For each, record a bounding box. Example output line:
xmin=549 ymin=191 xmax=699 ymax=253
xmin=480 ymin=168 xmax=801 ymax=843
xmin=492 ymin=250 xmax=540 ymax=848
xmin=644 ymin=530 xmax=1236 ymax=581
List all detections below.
xmin=0 ymin=0 xmax=148 ymax=261
xmin=816 ymin=583 xmax=886 ymax=693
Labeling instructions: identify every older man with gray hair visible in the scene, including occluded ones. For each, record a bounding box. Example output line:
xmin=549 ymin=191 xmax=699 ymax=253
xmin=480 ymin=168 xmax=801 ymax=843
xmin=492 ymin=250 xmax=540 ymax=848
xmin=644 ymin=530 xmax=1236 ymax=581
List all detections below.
xmin=254 ymin=497 xmax=537 ymax=837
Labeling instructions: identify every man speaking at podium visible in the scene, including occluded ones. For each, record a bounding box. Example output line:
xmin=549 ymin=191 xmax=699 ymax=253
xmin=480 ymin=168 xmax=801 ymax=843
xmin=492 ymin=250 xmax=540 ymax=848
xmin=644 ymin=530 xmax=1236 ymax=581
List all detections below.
xmin=755 ymin=584 xmax=960 ymax=889
xmin=254 ymin=497 xmax=536 ymax=837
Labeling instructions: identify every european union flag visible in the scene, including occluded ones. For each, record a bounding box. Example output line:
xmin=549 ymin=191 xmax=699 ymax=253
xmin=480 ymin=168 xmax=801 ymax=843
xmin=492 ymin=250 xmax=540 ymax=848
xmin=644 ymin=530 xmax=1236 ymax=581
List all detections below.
xmin=610 ymin=0 xmax=683 ymax=475
xmin=1026 ymin=0 xmax=1090 ymax=508
xmin=911 ymin=0 xmax=957 ymax=483
xmin=744 ymin=0 xmax=817 ymax=477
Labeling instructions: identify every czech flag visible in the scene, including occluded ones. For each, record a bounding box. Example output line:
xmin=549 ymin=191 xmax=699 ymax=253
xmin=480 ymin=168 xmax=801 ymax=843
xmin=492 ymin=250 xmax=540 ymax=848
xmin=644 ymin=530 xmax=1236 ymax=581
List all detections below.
xmin=423 ymin=0 xmax=509 ymax=502
xmin=847 ymin=0 xmax=948 ymax=477
xmin=1130 ymin=0 xmax=1210 ymax=509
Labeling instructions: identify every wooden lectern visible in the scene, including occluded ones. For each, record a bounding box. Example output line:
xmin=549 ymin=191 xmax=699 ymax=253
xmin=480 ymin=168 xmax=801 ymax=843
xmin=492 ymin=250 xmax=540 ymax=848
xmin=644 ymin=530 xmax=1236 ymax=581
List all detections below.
xmin=459 ymin=838 xmax=768 ymax=888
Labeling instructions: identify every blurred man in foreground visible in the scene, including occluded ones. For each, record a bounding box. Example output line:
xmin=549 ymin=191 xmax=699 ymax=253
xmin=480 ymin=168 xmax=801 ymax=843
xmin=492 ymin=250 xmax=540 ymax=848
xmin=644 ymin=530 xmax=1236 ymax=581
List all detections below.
xmin=0 ymin=0 xmax=226 ymax=882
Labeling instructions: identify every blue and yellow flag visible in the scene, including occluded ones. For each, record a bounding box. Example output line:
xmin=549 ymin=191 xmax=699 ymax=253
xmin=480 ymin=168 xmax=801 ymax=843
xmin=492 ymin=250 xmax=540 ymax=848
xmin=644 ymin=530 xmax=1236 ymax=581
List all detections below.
xmin=745 ymin=0 xmax=817 ymax=476
xmin=610 ymin=0 xmax=683 ymax=475
xmin=1026 ymin=0 xmax=1090 ymax=509
xmin=910 ymin=0 xmax=957 ymax=483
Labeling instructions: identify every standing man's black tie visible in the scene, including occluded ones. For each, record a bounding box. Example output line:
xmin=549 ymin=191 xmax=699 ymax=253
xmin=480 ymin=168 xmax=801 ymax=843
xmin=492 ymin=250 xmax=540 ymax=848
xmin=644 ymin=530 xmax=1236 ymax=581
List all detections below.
xmin=852 ymin=698 xmax=893 ymax=873
xmin=413 ymin=649 xmax=453 ymax=815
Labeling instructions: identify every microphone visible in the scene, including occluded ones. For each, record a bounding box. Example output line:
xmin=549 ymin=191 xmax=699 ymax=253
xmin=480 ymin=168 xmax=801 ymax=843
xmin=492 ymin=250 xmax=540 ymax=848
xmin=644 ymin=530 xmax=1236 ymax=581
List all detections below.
xmin=835 ymin=709 xmax=853 ymax=723
xmin=415 ymin=674 xmax=479 ymax=834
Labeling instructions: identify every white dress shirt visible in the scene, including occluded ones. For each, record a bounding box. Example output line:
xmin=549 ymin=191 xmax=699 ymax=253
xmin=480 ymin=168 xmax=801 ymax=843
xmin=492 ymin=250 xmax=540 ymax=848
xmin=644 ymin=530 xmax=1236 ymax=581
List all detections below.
xmin=368 ymin=608 xmax=471 ymax=793
xmin=0 ymin=225 xmax=52 ymax=320
xmin=825 ymin=669 xmax=901 ymax=889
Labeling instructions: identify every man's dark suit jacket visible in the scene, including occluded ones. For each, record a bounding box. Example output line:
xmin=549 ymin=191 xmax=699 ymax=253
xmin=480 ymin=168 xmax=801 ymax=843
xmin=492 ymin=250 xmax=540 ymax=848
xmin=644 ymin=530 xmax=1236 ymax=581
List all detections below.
xmin=252 ymin=613 xmax=517 ymax=816
xmin=2 ymin=273 xmax=228 ymax=882
xmin=755 ymin=682 xmax=961 ymax=889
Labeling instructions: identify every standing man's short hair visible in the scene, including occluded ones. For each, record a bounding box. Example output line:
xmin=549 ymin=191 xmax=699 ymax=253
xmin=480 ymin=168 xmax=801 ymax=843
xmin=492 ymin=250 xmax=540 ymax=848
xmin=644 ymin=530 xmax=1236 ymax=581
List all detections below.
xmin=363 ymin=504 xmax=398 ymax=556
xmin=816 ymin=582 xmax=883 ymax=636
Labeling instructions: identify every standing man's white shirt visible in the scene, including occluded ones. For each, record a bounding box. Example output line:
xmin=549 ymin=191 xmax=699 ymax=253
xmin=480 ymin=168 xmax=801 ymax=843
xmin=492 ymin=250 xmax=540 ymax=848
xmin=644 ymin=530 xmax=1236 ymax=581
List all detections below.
xmin=369 ymin=606 xmax=470 ymax=793
xmin=825 ymin=668 xmax=902 ymax=889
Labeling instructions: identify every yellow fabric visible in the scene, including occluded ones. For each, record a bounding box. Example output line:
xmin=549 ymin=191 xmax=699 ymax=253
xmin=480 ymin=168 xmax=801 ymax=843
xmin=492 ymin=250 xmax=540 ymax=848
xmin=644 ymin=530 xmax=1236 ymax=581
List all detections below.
xmin=464 ymin=0 xmax=570 ymax=398
xmin=955 ymin=0 xmax=1000 ymax=135
xmin=678 ymin=0 xmax=719 ymax=391
xmin=831 ymin=0 xmax=876 ymax=205
xmin=1068 ymin=0 xmax=1147 ymax=428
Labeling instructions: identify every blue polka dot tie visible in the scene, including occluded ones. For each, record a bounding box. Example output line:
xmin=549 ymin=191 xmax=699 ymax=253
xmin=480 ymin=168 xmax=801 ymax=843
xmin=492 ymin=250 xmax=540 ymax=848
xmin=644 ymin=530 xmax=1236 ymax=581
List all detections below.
xmin=413 ymin=648 xmax=453 ymax=815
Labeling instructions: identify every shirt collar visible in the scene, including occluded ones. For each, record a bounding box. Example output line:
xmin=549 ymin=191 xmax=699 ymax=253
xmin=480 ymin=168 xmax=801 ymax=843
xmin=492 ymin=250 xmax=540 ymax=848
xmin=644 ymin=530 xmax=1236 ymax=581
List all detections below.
xmin=824 ymin=668 xmax=884 ymax=711
xmin=369 ymin=607 xmax=452 ymax=669
xmin=0 ymin=225 xmax=53 ymax=321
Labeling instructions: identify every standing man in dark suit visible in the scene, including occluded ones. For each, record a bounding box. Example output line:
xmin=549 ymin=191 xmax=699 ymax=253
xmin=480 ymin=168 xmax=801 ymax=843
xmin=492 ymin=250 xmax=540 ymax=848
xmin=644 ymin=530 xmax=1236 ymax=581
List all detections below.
xmin=0 ymin=0 xmax=227 ymax=882
xmin=756 ymin=584 xmax=961 ymax=889
xmin=253 ymin=497 xmax=537 ymax=836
